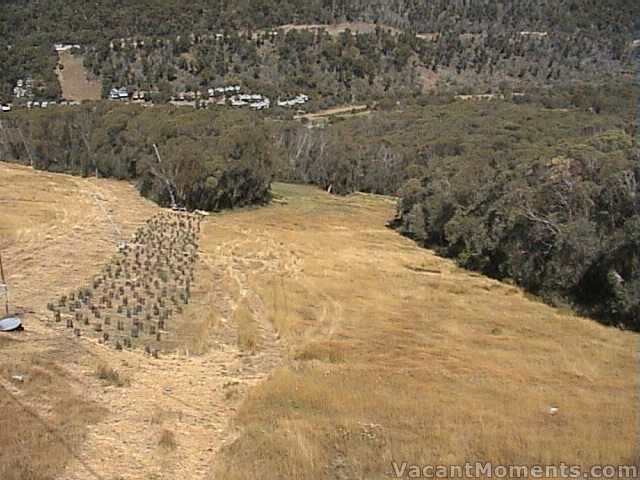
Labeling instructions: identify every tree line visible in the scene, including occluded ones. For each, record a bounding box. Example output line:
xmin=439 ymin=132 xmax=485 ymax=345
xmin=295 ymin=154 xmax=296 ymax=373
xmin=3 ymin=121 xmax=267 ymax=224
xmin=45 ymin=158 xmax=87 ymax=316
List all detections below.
xmin=0 ymin=104 xmax=278 ymax=210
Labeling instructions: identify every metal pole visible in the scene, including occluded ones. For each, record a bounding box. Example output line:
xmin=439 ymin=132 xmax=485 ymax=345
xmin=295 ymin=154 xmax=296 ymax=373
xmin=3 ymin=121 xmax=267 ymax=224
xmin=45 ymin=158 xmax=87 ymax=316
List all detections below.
xmin=153 ymin=143 xmax=178 ymax=208
xmin=0 ymin=252 xmax=9 ymax=316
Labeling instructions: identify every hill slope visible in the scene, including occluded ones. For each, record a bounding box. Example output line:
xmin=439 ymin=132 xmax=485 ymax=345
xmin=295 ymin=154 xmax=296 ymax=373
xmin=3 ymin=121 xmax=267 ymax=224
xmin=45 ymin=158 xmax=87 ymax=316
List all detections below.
xmin=209 ymin=183 xmax=636 ymax=478
xmin=0 ymin=164 xmax=637 ymax=479
xmin=2 ymin=164 xmax=634 ymax=479
xmin=1 ymin=0 xmax=636 ymax=101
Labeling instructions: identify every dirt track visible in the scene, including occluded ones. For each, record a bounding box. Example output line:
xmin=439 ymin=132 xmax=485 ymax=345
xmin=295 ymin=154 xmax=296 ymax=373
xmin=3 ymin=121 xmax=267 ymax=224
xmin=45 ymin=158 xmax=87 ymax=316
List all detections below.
xmin=295 ymin=104 xmax=370 ymax=122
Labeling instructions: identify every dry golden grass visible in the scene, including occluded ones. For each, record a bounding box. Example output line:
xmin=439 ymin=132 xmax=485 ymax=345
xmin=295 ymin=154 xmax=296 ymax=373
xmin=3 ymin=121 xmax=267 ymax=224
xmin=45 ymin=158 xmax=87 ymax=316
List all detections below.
xmin=207 ymin=183 xmax=637 ymax=479
xmin=0 ymin=162 xmax=157 ymax=480
xmin=158 ymin=429 xmax=178 ymax=450
xmin=0 ymin=353 xmax=105 ymax=480
xmin=1 ymin=163 xmax=637 ymax=479
xmin=173 ymin=271 xmax=224 ymax=355
xmin=0 ymin=165 xmax=73 ymax=249
xmin=1 ymin=163 xmax=281 ymax=479
xmin=235 ymin=301 xmax=260 ymax=353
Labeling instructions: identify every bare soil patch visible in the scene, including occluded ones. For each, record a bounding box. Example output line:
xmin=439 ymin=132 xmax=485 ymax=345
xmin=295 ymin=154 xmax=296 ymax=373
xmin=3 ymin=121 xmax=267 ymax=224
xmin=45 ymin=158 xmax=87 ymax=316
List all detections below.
xmin=417 ymin=65 xmax=441 ymax=92
xmin=271 ymin=22 xmax=401 ymax=36
xmin=56 ymin=51 xmax=102 ymax=101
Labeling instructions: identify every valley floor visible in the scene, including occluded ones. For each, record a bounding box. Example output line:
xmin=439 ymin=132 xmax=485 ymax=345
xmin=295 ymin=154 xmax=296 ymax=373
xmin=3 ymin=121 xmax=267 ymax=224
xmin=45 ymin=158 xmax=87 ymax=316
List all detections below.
xmin=0 ymin=162 xmax=636 ymax=479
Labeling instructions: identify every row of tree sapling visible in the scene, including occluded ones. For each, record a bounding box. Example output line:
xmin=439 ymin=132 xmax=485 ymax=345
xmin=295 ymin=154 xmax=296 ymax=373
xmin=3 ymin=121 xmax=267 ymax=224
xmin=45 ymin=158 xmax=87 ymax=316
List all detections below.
xmin=48 ymin=211 xmax=203 ymax=356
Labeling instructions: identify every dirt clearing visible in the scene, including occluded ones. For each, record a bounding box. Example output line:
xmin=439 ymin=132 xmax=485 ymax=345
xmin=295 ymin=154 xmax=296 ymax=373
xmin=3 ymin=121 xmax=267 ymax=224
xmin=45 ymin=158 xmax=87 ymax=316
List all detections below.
xmin=266 ymin=22 xmax=401 ymax=36
xmin=295 ymin=105 xmax=371 ymax=124
xmin=56 ymin=51 xmax=102 ymax=101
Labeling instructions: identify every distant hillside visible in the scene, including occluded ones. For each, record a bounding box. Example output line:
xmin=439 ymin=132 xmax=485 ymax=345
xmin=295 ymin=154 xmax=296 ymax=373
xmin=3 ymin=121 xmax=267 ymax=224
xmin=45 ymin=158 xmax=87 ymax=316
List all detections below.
xmin=2 ymin=0 xmax=637 ymax=41
xmin=1 ymin=0 xmax=637 ymax=102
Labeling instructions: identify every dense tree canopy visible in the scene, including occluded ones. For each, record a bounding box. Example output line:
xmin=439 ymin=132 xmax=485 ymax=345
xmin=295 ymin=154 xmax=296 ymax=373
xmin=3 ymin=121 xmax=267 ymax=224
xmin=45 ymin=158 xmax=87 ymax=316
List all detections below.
xmin=1 ymin=0 xmax=637 ymax=102
xmin=0 ymin=105 xmax=278 ymax=210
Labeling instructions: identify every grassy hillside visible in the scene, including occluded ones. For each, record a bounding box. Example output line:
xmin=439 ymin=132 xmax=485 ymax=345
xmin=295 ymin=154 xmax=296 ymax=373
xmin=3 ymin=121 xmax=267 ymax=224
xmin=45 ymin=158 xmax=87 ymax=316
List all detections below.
xmin=0 ymin=162 xmax=158 ymax=480
xmin=206 ymin=183 xmax=636 ymax=478
xmin=2 ymin=81 xmax=638 ymax=326
xmin=278 ymin=81 xmax=640 ymax=328
xmin=0 ymin=165 xmax=636 ymax=480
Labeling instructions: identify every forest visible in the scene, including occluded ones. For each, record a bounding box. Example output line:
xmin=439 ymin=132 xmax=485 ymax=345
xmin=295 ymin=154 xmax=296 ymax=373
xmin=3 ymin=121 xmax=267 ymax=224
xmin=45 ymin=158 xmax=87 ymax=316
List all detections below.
xmin=87 ymin=28 xmax=421 ymax=107
xmin=86 ymin=23 xmax=629 ymax=107
xmin=1 ymin=0 xmax=637 ymax=102
xmin=0 ymin=104 xmax=277 ymax=210
xmin=280 ymin=81 xmax=635 ymax=192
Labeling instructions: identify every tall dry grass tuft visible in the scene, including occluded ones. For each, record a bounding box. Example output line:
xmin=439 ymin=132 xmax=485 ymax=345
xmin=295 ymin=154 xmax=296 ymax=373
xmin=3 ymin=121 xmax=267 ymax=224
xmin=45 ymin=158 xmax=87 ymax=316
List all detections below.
xmin=235 ymin=302 xmax=259 ymax=353
xmin=95 ymin=363 xmax=129 ymax=387
xmin=174 ymin=260 xmax=223 ymax=355
xmin=158 ymin=429 xmax=177 ymax=450
xmin=0 ymin=358 xmax=105 ymax=480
